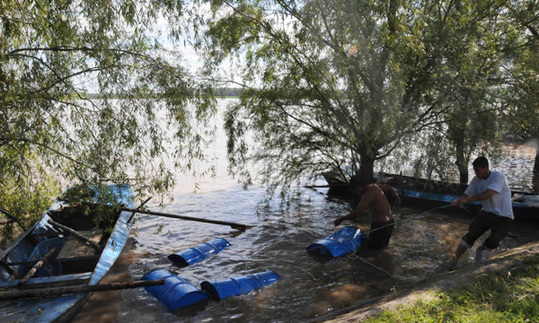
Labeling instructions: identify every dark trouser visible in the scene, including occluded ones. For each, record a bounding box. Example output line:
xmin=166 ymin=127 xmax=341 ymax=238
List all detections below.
xmin=462 ymin=211 xmax=513 ymax=250
xmin=368 ymin=219 xmax=395 ymax=249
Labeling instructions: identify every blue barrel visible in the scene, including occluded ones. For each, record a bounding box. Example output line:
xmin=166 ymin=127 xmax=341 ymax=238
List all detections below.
xmin=306 ymin=226 xmax=366 ymax=257
xmin=141 ymin=269 xmax=209 ymax=311
xmin=200 ymin=270 xmax=280 ymax=301
xmin=168 ymin=238 xmax=231 ymax=268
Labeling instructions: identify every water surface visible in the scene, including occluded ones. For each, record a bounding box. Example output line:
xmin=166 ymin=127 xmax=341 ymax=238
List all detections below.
xmin=73 ymin=99 xmax=538 ymax=322
xmin=74 ymin=172 xmax=539 ymax=323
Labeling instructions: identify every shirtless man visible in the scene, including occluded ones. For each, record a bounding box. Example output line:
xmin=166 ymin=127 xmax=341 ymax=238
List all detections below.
xmin=333 ymin=177 xmax=400 ymax=249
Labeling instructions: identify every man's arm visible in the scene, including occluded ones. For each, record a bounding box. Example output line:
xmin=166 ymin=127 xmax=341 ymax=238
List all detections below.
xmin=378 ymin=184 xmax=401 ymax=206
xmin=451 ymin=195 xmax=468 ymax=207
xmin=451 ymin=189 xmax=497 ymax=207
xmin=462 ymin=189 xmax=497 ymax=203
xmin=334 ymin=192 xmax=372 ymax=226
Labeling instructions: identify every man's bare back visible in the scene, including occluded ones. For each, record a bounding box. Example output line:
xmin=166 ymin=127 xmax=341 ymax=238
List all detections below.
xmin=356 ymin=184 xmax=393 ymax=222
xmin=333 ymin=183 xmax=397 ymax=226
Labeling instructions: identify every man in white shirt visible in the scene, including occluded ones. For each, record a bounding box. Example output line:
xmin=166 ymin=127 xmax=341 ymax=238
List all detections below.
xmin=448 ymin=156 xmax=513 ymax=271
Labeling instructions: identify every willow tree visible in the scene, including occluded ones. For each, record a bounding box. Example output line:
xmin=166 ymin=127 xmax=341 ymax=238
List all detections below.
xmin=200 ymin=0 xmax=537 ymax=191
xmin=508 ymin=52 xmax=539 ymax=177
xmin=503 ymin=4 xmax=539 ymax=178
xmin=414 ymin=0 xmax=514 ymax=184
xmin=422 ymin=0 xmax=539 ymax=184
xmin=0 ymin=0 xmax=214 ymax=227
xmin=199 ymin=0 xmax=479 ymax=191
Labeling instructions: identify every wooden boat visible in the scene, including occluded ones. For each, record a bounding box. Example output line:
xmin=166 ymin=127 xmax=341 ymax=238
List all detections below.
xmin=323 ymin=171 xmax=539 ymax=220
xmin=0 ymin=184 xmax=134 ymax=322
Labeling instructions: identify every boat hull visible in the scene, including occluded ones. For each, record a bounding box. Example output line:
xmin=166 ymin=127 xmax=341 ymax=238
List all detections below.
xmin=0 ymin=184 xmax=134 ymax=322
xmin=323 ymin=172 xmax=539 ymax=221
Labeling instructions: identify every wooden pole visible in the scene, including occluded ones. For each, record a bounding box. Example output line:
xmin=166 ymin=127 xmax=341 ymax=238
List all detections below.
xmin=47 ymin=219 xmax=103 ymax=252
xmin=127 ymin=196 xmax=152 ymax=223
xmin=18 ymin=247 xmax=57 ymax=286
xmin=0 ymin=279 xmax=166 ymax=301
xmin=121 ymin=207 xmax=251 ymax=231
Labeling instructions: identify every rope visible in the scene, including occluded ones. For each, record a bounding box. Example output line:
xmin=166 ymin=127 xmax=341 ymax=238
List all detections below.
xmin=365 ymin=204 xmax=454 ymax=235
xmin=352 ymin=255 xmax=394 ymax=278
xmin=325 ymin=204 xmax=472 ymax=279
xmin=346 ymin=204 xmax=455 ymax=279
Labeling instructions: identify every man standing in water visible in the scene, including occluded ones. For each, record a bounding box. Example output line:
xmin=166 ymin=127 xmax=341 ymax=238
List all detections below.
xmin=448 ymin=156 xmax=513 ymax=271
xmin=333 ymin=177 xmax=400 ymax=249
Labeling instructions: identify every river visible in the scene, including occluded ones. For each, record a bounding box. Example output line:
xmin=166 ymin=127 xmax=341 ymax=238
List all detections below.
xmin=73 ymin=100 xmax=539 ymax=323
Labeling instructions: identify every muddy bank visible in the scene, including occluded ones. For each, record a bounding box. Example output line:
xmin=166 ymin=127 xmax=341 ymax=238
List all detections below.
xmin=312 ymin=241 xmax=539 ymax=322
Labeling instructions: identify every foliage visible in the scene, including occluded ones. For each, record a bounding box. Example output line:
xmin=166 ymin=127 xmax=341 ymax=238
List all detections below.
xmin=198 ymin=0 xmax=537 ymax=193
xmin=0 ymin=173 xmax=60 ymax=248
xmin=386 ymin=0 xmax=538 ymax=182
xmin=427 ymin=0 xmax=538 ymax=183
xmin=0 ymin=0 xmax=215 ymax=228
xmin=502 ymin=1 xmax=539 ymax=140
xmin=365 ymin=255 xmax=539 ymax=322
xmin=501 ymin=7 xmax=539 ymax=173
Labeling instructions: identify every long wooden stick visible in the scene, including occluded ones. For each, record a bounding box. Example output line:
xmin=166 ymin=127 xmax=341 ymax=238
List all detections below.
xmin=127 ymin=197 xmax=152 ymax=223
xmin=47 ymin=219 xmax=103 ymax=252
xmin=18 ymin=247 xmax=57 ymax=286
xmin=0 ymin=279 xmax=166 ymax=301
xmin=122 ymin=207 xmax=251 ymax=231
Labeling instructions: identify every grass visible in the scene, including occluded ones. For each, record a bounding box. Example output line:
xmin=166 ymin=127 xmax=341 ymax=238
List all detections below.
xmin=364 ymin=255 xmax=539 ymax=323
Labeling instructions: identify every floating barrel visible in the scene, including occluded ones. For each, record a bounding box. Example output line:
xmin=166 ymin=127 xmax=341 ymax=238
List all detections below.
xmin=141 ymin=269 xmax=209 ymax=311
xmin=200 ymin=270 xmax=280 ymax=301
xmin=168 ymin=238 xmax=231 ymax=268
xmin=306 ymin=226 xmax=366 ymax=257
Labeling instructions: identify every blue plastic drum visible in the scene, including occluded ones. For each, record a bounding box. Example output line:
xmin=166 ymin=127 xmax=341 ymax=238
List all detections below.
xmin=141 ymin=269 xmax=209 ymax=311
xmin=168 ymin=238 xmax=231 ymax=268
xmin=306 ymin=226 xmax=366 ymax=257
xmin=200 ymin=270 xmax=280 ymax=301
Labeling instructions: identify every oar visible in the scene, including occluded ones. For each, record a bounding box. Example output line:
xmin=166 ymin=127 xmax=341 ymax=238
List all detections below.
xmin=0 ymin=279 xmax=166 ymax=301
xmin=121 ymin=207 xmax=252 ymax=231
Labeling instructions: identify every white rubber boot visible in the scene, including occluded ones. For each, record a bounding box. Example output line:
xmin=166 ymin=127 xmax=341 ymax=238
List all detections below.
xmin=475 ymin=245 xmax=492 ymax=264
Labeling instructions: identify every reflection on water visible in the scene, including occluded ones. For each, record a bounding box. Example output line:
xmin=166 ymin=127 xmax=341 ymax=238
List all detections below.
xmin=74 ymin=182 xmax=539 ymax=323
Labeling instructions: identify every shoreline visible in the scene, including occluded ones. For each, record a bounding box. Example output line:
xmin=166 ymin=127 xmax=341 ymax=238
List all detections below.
xmin=311 ymin=240 xmax=539 ymax=322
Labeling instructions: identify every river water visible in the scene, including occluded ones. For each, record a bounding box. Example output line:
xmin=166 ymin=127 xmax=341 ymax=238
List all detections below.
xmin=73 ymin=101 xmax=539 ymax=323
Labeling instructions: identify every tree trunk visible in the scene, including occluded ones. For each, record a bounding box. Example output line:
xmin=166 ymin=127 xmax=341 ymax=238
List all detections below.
xmin=533 ymin=147 xmax=539 ymax=193
xmin=357 ymin=152 xmax=375 ymax=183
xmin=534 ymin=147 xmax=539 ymax=175
xmin=454 ymin=140 xmax=469 ymax=184
xmin=456 ymin=159 xmax=469 ymax=184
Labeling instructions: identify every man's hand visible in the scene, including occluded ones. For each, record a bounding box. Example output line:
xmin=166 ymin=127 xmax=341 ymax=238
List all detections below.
xmin=334 ymin=217 xmax=344 ymax=226
xmin=395 ymin=197 xmax=401 ymax=207
xmin=450 ymin=198 xmax=459 ymax=206
xmin=451 ymin=197 xmax=467 ymax=207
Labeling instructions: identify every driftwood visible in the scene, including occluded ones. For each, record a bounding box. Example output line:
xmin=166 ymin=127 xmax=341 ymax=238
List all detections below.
xmin=18 ymin=247 xmax=57 ymax=286
xmin=0 ymin=279 xmax=166 ymax=301
xmin=47 ymin=219 xmax=102 ymax=252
